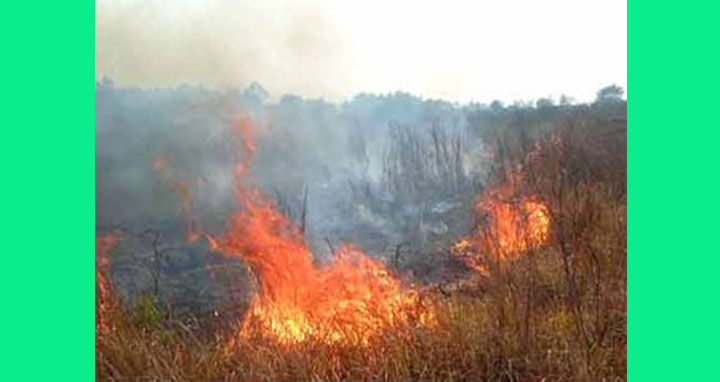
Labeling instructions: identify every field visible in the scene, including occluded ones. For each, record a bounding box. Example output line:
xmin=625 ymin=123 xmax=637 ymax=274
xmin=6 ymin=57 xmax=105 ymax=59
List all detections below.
xmin=96 ymin=90 xmax=626 ymax=382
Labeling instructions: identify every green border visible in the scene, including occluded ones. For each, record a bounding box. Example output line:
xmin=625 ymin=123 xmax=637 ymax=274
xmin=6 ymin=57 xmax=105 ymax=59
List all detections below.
xmin=628 ymin=1 xmax=720 ymax=380
xmin=0 ymin=1 xmax=94 ymax=381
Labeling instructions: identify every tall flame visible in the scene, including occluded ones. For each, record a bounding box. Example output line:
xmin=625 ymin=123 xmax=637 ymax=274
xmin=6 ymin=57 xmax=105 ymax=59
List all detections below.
xmin=167 ymin=119 xmax=434 ymax=345
xmin=96 ymin=232 xmax=121 ymax=361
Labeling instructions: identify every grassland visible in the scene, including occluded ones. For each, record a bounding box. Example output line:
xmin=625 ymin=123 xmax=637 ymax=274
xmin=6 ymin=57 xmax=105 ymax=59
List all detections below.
xmin=97 ymin=107 xmax=626 ymax=382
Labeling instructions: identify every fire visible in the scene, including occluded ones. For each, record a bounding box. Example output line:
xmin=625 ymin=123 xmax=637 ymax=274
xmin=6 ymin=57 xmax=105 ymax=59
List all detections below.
xmin=235 ymin=245 xmax=432 ymax=345
xmin=454 ymin=169 xmax=551 ymax=273
xmin=171 ymin=118 xmax=434 ymax=345
xmin=477 ymin=193 xmax=550 ymax=258
xmin=96 ymin=232 xmax=120 ymax=355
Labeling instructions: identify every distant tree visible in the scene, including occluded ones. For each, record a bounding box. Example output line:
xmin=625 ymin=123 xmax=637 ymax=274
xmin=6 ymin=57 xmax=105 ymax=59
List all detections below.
xmin=490 ymin=100 xmax=504 ymax=112
xmin=243 ymin=81 xmax=270 ymax=105
xmin=559 ymin=94 xmax=574 ymax=106
xmin=595 ymin=84 xmax=625 ymax=103
xmin=535 ymin=97 xmax=555 ymax=109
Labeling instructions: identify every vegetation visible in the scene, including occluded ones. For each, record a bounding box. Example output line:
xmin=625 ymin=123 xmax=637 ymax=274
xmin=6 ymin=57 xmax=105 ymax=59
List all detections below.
xmin=96 ymin=82 xmax=626 ymax=381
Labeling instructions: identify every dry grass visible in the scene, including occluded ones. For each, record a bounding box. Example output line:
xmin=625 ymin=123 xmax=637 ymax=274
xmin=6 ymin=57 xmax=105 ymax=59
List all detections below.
xmin=97 ymin=235 xmax=626 ymax=382
xmin=97 ymin=116 xmax=626 ymax=382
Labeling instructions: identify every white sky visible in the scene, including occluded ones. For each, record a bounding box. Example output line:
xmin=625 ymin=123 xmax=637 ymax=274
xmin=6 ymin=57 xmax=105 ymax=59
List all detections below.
xmin=95 ymin=0 xmax=626 ymax=104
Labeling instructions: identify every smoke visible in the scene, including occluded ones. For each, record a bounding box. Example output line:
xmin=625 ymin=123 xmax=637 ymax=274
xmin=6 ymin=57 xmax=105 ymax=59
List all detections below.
xmin=95 ymin=0 xmax=353 ymax=100
xmin=95 ymin=0 xmax=627 ymax=104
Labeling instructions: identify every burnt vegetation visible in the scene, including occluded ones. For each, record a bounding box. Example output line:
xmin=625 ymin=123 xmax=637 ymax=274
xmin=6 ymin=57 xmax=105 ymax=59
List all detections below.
xmin=96 ymin=80 xmax=626 ymax=381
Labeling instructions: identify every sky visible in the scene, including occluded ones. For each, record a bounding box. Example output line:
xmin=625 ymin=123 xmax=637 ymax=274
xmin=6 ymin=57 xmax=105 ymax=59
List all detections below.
xmin=95 ymin=0 xmax=627 ymax=104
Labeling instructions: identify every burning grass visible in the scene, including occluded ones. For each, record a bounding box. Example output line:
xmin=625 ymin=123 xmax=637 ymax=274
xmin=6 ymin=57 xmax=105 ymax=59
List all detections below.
xmin=96 ymin=233 xmax=121 ymax=353
xmin=97 ymin=251 xmax=625 ymax=381
xmin=452 ymin=168 xmax=552 ymax=277
xmin=147 ymin=119 xmax=436 ymax=348
xmin=96 ymin=117 xmax=626 ymax=381
xmin=214 ymin=177 xmax=436 ymax=346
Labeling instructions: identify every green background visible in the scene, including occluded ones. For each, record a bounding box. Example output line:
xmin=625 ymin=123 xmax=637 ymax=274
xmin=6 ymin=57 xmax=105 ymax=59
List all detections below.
xmin=628 ymin=1 xmax=720 ymax=381
xmin=1 ymin=1 xmax=718 ymax=380
xmin=1 ymin=1 xmax=94 ymax=381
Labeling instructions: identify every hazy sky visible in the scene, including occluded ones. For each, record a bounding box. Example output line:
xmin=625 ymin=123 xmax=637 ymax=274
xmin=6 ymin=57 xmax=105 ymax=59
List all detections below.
xmin=96 ymin=0 xmax=626 ymax=104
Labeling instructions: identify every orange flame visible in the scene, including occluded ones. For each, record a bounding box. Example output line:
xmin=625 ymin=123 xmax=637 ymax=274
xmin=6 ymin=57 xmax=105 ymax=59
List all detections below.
xmin=477 ymin=192 xmax=550 ymax=258
xmin=454 ymin=169 xmax=551 ymax=273
xmin=168 ymin=118 xmax=434 ymax=345
xmin=96 ymin=232 xmax=121 ymax=344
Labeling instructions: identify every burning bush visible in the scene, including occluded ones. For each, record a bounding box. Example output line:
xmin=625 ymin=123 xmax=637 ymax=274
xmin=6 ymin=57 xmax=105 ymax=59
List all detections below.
xmin=453 ymin=160 xmax=552 ymax=276
xmin=160 ymin=119 xmax=437 ymax=346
